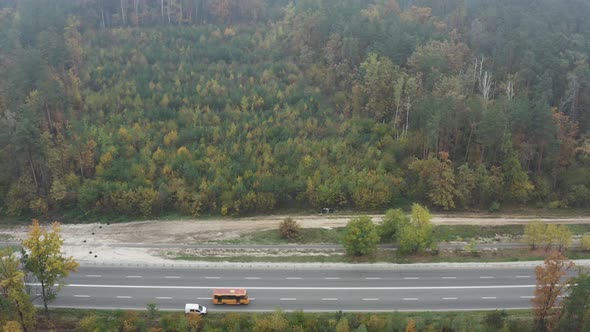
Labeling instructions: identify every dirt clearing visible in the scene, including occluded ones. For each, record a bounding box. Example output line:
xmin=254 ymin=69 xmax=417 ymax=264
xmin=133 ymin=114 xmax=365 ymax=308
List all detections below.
xmin=2 ymin=213 xmax=590 ymax=265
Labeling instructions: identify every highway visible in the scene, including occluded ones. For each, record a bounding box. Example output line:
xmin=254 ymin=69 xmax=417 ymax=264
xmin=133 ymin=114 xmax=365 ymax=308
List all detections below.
xmin=38 ymin=265 xmax=558 ymax=312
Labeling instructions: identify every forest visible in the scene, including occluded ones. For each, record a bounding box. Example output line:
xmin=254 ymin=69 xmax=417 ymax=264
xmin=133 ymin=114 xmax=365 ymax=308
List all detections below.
xmin=1 ymin=0 xmax=590 ymax=218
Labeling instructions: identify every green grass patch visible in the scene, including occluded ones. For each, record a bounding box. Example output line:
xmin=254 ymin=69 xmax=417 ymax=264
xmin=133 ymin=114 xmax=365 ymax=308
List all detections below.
xmin=224 ymin=227 xmax=346 ymax=245
xmin=433 ymin=225 xmax=525 ymax=242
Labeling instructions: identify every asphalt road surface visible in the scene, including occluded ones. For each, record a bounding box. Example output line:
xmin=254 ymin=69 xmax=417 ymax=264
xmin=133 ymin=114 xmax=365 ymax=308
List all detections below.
xmin=37 ymin=265 xmax=559 ymax=312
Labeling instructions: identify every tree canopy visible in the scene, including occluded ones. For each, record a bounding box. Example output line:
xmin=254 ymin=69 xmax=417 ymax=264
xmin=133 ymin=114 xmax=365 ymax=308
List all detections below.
xmin=1 ymin=0 xmax=590 ymax=217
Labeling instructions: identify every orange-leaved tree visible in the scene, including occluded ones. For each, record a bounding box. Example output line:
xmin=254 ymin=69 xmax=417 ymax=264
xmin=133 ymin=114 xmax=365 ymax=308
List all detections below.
xmin=21 ymin=220 xmax=79 ymax=316
xmin=532 ymin=251 xmax=574 ymax=332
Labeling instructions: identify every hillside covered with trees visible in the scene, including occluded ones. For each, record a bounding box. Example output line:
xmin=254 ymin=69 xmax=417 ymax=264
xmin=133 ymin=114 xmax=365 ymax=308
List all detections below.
xmin=1 ymin=0 xmax=590 ymax=218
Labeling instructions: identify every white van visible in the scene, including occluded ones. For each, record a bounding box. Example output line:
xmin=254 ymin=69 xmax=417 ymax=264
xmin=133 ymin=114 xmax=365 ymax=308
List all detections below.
xmin=185 ymin=303 xmax=208 ymax=315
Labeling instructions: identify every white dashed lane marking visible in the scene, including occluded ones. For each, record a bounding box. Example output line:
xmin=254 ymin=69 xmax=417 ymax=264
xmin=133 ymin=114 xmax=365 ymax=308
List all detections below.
xmin=117 ymin=296 xmax=132 ymax=299
xmin=85 ymin=275 xmax=102 ymax=278
xmin=126 ymin=276 xmax=142 ymax=279
xmin=482 ymin=297 xmax=497 ymax=299
xmin=325 ymin=277 xmax=340 ymax=280
xmin=322 ymin=298 xmax=338 ymax=301
xmin=156 ymin=297 xmax=173 ymax=300
xmin=205 ymin=277 xmax=220 ymax=279
xmin=280 ymin=298 xmax=296 ymax=301
xmin=403 ymin=298 xmax=419 ymax=301
xmin=479 ymin=276 xmax=494 ymax=279
xmin=442 ymin=277 xmax=457 ymax=279
xmin=520 ymin=296 xmax=534 ymax=299
xmin=165 ymin=276 xmax=180 ymax=279
xmin=362 ymin=298 xmax=379 ymax=301
xmin=286 ymin=277 xmax=302 ymax=280
xmin=74 ymin=295 xmax=90 ymax=298
xmin=442 ymin=297 xmax=458 ymax=300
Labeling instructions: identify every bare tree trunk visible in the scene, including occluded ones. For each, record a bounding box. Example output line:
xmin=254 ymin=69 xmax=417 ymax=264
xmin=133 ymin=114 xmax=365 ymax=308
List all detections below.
xmin=476 ymin=57 xmax=495 ymax=103
xmin=121 ymin=0 xmax=126 ymax=25
xmin=101 ymin=8 xmax=106 ymax=29
xmin=179 ymin=0 xmax=183 ymax=24
xmin=506 ymin=78 xmax=514 ymax=100
xmin=465 ymin=123 xmax=474 ymax=162
xmin=28 ymin=151 xmax=39 ymax=193
xmin=167 ymin=0 xmax=171 ymax=24
xmin=45 ymin=106 xmax=53 ymax=136
xmin=537 ymin=145 xmax=544 ymax=173
xmin=79 ymin=153 xmax=84 ymax=177
xmin=41 ymin=280 xmax=49 ymax=318
xmin=404 ymin=96 xmax=410 ymax=138
xmin=134 ymin=0 xmax=139 ymax=25
xmin=17 ymin=305 xmax=29 ymax=332
xmin=480 ymin=145 xmax=485 ymax=164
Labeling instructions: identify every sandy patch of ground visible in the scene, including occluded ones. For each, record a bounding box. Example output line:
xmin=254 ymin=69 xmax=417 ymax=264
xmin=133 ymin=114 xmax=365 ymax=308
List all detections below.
xmin=2 ymin=213 xmax=590 ymax=265
xmin=62 ymin=244 xmax=172 ymax=265
xmin=3 ymin=214 xmax=590 ymax=245
xmin=162 ymin=248 xmax=344 ymax=259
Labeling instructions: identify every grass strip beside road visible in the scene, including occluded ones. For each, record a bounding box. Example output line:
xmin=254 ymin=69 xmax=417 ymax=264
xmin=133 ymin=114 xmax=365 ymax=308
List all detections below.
xmin=42 ymin=307 xmax=534 ymax=331
xmin=168 ymin=248 xmax=590 ymax=264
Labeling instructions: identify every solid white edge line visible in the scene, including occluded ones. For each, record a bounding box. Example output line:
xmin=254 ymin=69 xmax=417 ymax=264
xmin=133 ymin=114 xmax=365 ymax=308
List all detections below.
xmin=45 ymin=283 xmax=537 ymax=290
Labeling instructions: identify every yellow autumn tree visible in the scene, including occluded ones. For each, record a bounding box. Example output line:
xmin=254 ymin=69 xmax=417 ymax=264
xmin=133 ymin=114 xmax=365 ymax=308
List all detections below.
xmin=405 ymin=319 xmax=417 ymax=332
xmin=0 ymin=249 xmax=35 ymax=332
xmin=21 ymin=220 xmax=79 ymax=316
xmin=2 ymin=321 xmax=24 ymax=332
